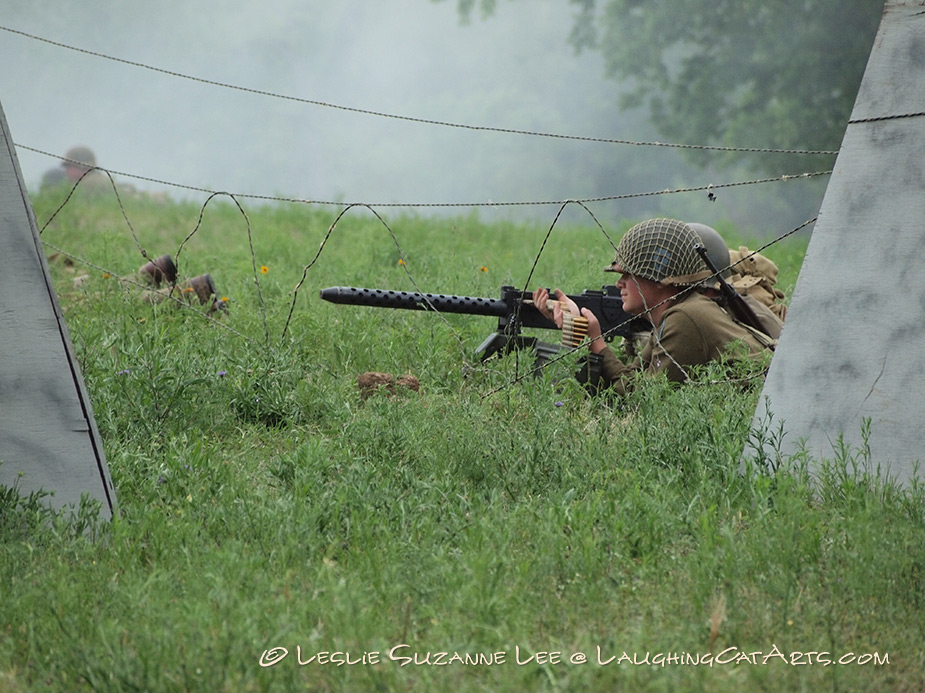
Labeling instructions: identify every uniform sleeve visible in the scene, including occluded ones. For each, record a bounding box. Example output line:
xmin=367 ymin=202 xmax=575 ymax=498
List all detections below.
xmin=573 ymin=314 xmax=700 ymax=396
xmin=574 ymin=347 xmax=642 ymax=397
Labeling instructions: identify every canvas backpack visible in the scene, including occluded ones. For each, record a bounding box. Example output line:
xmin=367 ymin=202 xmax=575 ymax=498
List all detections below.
xmin=728 ymin=246 xmax=788 ymax=321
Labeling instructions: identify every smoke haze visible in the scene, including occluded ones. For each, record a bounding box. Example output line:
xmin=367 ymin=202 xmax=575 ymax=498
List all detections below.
xmin=1 ymin=0 xmax=825 ymax=231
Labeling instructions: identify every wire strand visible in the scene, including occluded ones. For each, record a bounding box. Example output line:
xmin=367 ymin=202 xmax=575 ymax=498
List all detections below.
xmin=17 ymin=144 xmax=831 ymax=208
xmin=1 ymin=24 xmax=840 ymax=156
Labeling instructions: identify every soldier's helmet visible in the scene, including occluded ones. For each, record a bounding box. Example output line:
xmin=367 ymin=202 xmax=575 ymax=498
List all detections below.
xmin=687 ymin=222 xmax=731 ymax=280
xmin=63 ymin=146 xmax=97 ymax=169
xmin=604 ymin=218 xmax=711 ymax=286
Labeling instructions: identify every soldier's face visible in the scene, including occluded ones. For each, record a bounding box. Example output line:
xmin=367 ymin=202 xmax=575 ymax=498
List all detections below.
xmin=616 ymin=273 xmax=644 ymax=314
xmin=616 ymin=273 xmax=664 ymax=319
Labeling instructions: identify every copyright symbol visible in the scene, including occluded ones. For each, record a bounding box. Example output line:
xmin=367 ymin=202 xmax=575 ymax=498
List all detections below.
xmin=259 ymin=647 xmax=289 ymax=667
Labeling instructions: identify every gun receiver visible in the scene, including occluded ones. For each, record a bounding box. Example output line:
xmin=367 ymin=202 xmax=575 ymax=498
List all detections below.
xmin=319 ymin=285 xmax=649 ymax=363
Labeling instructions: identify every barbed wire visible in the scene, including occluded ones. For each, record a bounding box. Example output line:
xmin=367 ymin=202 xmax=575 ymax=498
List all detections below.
xmin=280 ymin=202 xmax=475 ymax=368
xmin=849 ymin=111 xmax=925 ymax=124
xmin=36 ymin=171 xmax=480 ymax=367
xmin=19 ymin=143 xmax=831 ymax=209
xmin=506 ymin=199 xmax=617 ymax=380
xmin=1 ymin=24 xmax=840 ymax=157
xmin=37 ymin=168 xmax=813 ymax=400
xmin=38 ymin=172 xmax=272 ymax=346
xmin=40 ymin=240 xmax=253 ymax=343
xmin=39 ymin=152 xmax=821 ymax=399
xmin=11 ymin=9 xmax=825 ymax=399
xmin=176 ymin=191 xmax=271 ymax=348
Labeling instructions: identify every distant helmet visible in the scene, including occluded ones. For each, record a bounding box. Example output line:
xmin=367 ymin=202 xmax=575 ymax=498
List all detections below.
xmin=604 ymin=218 xmax=710 ymax=285
xmin=63 ymin=146 xmax=97 ymax=169
xmin=687 ymin=223 xmax=732 ymax=279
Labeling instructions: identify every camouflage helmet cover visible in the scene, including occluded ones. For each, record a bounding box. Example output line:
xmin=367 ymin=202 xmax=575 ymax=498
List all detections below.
xmin=605 ymin=218 xmax=711 ymax=285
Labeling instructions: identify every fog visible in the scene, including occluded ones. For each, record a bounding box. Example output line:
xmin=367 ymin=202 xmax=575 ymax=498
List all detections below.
xmin=1 ymin=0 xmax=824 ymax=231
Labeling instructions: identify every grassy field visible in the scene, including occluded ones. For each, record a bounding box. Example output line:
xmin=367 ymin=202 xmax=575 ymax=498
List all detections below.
xmin=1 ymin=189 xmax=922 ymax=692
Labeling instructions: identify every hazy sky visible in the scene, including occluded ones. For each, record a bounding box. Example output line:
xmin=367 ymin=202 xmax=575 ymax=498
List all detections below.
xmin=0 ymin=0 xmax=825 ymax=230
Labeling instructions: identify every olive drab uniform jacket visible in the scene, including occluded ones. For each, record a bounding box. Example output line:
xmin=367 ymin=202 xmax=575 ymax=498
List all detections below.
xmin=576 ymin=291 xmax=772 ymax=396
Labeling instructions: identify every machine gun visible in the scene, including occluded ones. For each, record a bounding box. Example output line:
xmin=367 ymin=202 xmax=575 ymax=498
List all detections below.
xmin=319 ymin=285 xmax=651 ymax=366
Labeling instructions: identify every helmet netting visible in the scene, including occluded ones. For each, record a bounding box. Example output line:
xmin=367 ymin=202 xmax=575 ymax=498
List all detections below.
xmin=613 ymin=218 xmax=708 ymax=284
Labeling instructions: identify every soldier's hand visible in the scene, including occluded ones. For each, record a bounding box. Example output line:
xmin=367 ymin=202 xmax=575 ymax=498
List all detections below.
xmin=532 ymin=287 xmax=556 ymax=323
xmin=579 ymin=307 xmax=607 ymax=355
xmin=551 ymin=289 xmax=581 ymax=320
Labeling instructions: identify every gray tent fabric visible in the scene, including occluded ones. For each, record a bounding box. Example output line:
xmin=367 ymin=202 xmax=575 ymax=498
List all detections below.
xmin=0 ymin=103 xmax=116 ymax=519
xmin=750 ymin=1 xmax=925 ymax=486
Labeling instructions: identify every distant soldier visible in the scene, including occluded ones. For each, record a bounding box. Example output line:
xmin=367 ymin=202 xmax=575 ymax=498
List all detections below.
xmin=533 ymin=218 xmax=773 ymax=395
xmin=41 ymin=145 xmax=109 ymax=193
xmin=40 ymin=165 xmax=66 ymax=188
xmin=126 ymin=254 xmax=224 ymax=315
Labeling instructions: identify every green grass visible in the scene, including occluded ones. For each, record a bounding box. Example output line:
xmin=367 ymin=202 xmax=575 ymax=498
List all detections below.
xmin=1 ymin=191 xmax=922 ymax=692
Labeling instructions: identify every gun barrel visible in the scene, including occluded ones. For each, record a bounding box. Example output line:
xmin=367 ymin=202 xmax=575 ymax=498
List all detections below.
xmin=319 ymin=286 xmax=511 ymax=318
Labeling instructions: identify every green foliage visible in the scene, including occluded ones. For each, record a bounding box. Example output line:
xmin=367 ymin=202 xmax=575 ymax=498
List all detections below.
xmin=1 ymin=195 xmax=921 ymax=691
xmin=450 ymin=0 xmax=883 ymax=180
xmin=585 ymin=0 xmax=883 ymax=173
